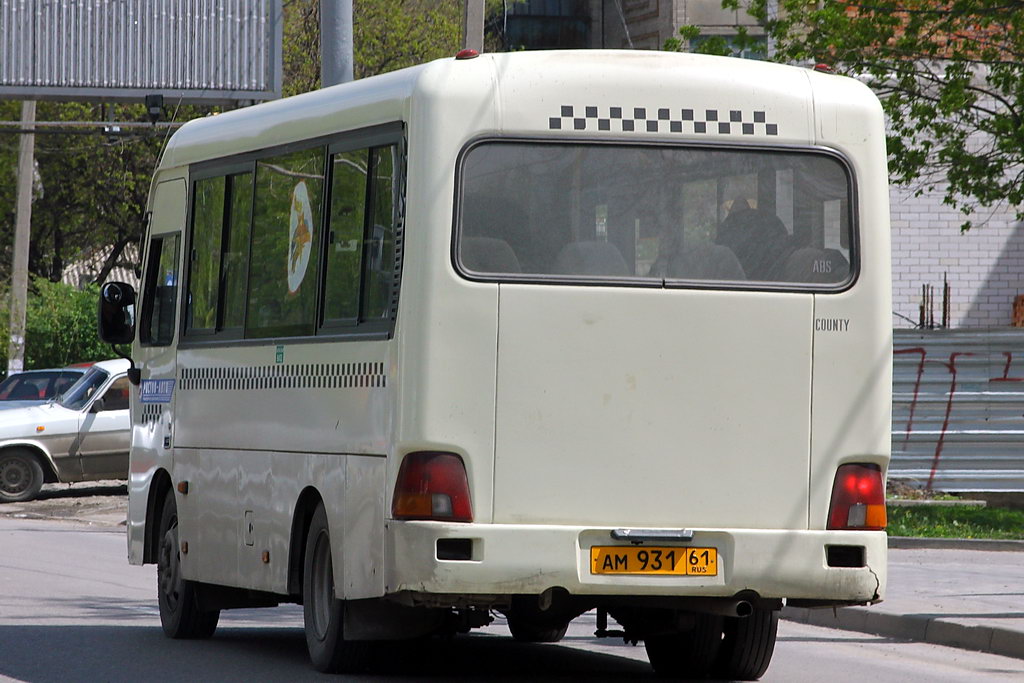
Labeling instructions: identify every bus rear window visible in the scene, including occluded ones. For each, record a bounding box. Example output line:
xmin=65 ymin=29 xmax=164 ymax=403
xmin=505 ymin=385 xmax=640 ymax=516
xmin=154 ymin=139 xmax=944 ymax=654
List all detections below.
xmin=457 ymin=142 xmax=854 ymax=288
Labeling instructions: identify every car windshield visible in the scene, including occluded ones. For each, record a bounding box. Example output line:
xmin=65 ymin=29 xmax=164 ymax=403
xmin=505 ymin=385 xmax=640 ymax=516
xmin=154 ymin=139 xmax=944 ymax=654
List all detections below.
xmin=58 ymin=367 xmax=111 ymax=410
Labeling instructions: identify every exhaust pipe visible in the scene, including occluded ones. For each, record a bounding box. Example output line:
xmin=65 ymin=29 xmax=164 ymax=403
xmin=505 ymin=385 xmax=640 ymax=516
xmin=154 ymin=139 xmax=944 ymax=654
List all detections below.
xmin=673 ymin=597 xmax=754 ymax=618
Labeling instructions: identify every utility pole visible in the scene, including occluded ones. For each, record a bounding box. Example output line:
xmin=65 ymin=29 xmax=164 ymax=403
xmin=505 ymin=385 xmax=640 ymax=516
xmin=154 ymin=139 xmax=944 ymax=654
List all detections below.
xmin=462 ymin=0 xmax=485 ymax=52
xmin=321 ymin=0 xmax=354 ymax=86
xmin=8 ymin=100 xmax=35 ymax=377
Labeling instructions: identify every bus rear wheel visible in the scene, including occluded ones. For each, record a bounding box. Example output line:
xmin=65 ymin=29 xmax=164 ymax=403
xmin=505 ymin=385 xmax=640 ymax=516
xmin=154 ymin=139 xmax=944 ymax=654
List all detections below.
xmin=712 ymin=607 xmax=779 ymax=680
xmin=644 ymin=613 xmax=723 ymax=678
xmin=156 ymin=489 xmax=220 ymax=638
xmin=303 ymin=503 xmax=370 ymax=673
xmin=507 ymin=615 xmax=570 ymax=643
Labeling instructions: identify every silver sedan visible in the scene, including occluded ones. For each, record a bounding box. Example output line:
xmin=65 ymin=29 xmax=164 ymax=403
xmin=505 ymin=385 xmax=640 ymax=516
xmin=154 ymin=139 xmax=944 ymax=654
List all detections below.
xmin=0 ymin=358 xmax=131 ymax=503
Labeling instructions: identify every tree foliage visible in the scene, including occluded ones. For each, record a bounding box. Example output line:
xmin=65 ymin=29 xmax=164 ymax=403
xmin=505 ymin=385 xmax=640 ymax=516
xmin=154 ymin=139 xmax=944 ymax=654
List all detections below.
xmin=0 ymin=1 xmax=463 ymax=293
xmin=0 ymin=278 xmax=113 ymax=369
xmin=283 ymin=0 xmax=462 ymax=96
xmin=725 ymin=1 xmax=1024 ymax=231
xmin=0 ymin=101 xmax=165 ymax=287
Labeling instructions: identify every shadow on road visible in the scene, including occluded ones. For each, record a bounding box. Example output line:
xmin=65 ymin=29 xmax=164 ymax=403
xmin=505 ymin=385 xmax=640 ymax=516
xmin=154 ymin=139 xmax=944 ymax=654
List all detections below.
xmin=0 ymin=624 xmax=654 ymax=682
xmin=35 ymin=483 xmax=127 ymax=500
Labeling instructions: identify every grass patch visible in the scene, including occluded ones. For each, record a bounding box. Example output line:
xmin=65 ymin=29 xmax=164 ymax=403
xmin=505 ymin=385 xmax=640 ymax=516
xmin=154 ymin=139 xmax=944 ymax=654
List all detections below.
xmin=887 ymin=505 xmax=1024 ymax=540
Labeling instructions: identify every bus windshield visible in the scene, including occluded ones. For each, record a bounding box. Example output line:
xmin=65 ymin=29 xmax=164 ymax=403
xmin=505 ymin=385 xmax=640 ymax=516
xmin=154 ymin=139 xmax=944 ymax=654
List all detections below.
xmin=458 ymin=141 xmax=854 ymax=287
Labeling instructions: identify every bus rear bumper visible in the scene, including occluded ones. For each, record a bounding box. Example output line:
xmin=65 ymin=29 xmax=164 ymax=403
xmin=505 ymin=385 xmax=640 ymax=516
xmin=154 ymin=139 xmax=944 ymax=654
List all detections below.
xmin=386 ymin=521 xmax=886 ymax=605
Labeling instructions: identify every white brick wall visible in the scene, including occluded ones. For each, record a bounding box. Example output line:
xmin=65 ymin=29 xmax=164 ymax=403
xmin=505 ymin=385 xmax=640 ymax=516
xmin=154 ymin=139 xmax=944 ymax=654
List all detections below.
xmin=890 ymin=184 xmax=1024 ymax=328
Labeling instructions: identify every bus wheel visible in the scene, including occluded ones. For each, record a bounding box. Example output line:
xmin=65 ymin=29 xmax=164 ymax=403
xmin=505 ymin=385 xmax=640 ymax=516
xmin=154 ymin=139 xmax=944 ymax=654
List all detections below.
xmin=505 ymin=598 xmax=571 ymax=643
xmin=303 ymin=503 xmax=370 ymax=673
xmin=712 ymin=607 xmax=779 ymax=680
xmin=0 ymin=449 xmax=44 ymax=503
xmin=157 ymin=489 xmax=220 ymax=638
xmin=644 ymin=613 xmax=723 ymax=678
xmin=507 ymin=615 xmax=570 ymax=643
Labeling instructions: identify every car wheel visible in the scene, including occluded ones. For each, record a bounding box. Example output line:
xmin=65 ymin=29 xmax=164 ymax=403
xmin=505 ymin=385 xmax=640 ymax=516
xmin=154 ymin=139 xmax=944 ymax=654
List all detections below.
xmin=0 ymin=449 xmax=44 ymax=503
xmin=157 ymin=489 xmax=219 ymax=638
xmin=303 ymin=502 xmax=370 ymax=673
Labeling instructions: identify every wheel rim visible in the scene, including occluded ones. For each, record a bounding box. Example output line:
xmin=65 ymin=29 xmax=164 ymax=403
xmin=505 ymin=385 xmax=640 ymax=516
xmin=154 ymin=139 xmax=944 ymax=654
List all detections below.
xmin=158 ymin=519 xmax=182 ymax=611
xmin=0 ymin=457 xmax=30 ymax=495
xmin=309 ymin=529 xmax=333 ymax=640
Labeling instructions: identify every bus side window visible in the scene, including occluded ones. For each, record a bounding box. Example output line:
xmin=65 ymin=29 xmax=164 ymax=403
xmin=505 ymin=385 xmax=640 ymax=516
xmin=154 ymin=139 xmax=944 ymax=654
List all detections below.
xmin=188 ymin=177 xmax=226 ymax=332
xmin=245 ymin=148 xmax=325 ymax=339
xmin=322 ymin=143 xmax=400 ymax=328
xmin=140 ymin=234 xmax=181 ymax=346
xmin=362 ymin=145 xmax=399 ymax=320
xmin=185 ymin=172 xmax=253 ymax=335
xmin=323 ymin=149 xmax=368 ymax=323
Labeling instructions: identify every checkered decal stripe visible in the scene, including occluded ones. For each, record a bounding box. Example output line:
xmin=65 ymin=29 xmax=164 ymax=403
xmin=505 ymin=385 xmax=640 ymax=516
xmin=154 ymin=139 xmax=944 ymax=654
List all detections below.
xmin=141 ymin=403 xmax=162 ymax=425
xmin=548 ymin=106 xmax=779 ymax=136
xmin=180 ymin=363 xmax=387 ymax=391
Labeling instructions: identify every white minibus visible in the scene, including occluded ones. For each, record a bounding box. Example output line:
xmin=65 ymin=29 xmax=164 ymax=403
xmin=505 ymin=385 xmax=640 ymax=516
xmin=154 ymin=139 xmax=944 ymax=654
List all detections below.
xmin=99 ymin=49 xmax=891 ymax=680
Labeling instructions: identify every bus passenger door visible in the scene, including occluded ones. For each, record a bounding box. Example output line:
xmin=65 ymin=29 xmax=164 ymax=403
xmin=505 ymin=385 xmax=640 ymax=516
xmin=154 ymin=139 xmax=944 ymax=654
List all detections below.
xmin=128 ymin=177 xmax=187 ymax=566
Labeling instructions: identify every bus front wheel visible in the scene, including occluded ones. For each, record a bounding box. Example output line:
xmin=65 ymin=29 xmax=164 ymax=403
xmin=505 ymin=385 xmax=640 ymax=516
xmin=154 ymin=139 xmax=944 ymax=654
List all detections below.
xmin=156 ymin=489 xmax=220 ymax=638
xmin=303 ymin=503 xmax=370 ymax=673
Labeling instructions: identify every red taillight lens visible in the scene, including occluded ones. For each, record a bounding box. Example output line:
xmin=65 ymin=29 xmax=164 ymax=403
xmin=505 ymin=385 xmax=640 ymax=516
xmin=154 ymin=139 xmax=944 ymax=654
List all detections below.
xmin=392 ymin=452 xmax=473 ymax=522
xmin=827 ymin=463 xmax=887 ymax=530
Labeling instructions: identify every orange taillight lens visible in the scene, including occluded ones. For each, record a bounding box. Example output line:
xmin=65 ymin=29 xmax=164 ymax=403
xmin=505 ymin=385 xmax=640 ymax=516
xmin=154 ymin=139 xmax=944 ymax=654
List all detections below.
xmin=392 ymin=452 xmax=473 ymax=522
xmin=827 ymin=463 xmax=887 ymax=530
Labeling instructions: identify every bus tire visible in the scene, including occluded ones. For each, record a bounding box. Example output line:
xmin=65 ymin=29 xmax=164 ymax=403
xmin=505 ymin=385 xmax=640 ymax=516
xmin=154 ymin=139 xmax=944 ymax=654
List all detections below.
xmin=507 ymin=616 xmax=569 ymax=643
xmin=644 ymin=613 xmax=723 ymax=678
xmin=712 ymin=607 xmax=779 ymax=681
xmin=0 ymin=449 xmax=44 ymax=503
xmin=157 ymin=489 xmax=220 ymax=639
xmin=303 ymin=503 xmax=370 ymax=673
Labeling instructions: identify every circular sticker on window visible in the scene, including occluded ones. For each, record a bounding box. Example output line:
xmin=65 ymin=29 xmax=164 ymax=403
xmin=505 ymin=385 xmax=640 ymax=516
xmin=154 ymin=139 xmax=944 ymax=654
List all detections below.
xmin=288 ymin=181 xmax=313 ymax=294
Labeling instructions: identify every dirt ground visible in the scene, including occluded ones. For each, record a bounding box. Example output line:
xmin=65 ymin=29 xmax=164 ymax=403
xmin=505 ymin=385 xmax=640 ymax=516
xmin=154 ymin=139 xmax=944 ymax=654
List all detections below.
xmin=0 ymin=481 xmax=127 ymax=527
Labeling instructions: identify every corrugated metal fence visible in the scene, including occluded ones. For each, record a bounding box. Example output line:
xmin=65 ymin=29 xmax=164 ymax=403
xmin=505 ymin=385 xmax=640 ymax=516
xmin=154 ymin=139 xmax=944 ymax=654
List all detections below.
xmin=0 ymin=0 xmax=279 ymax=102
xmin=891 ymin=328 xmax=1024 ymax=492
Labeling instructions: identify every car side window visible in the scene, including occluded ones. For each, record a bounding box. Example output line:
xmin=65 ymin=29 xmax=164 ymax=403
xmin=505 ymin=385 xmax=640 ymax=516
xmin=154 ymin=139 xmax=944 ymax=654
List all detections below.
xmin=98 ymin=377 xmax=131 ymax=412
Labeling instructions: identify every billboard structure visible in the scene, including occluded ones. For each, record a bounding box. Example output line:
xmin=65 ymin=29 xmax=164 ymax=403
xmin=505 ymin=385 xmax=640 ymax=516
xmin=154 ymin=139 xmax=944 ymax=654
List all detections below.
xmin=0 ymin=0 xmax=282 ymax=105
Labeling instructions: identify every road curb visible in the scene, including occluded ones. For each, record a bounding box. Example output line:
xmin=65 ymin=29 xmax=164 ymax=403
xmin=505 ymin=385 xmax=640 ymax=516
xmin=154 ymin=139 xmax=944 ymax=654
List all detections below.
xmin=888 ymin=536 xmax=1024 ymax=552
xmin=782 ymin=605 xmax=1024 ymax=660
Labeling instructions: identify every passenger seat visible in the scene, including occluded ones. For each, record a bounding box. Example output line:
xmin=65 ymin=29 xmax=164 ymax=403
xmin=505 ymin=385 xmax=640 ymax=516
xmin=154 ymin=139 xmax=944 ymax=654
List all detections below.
xmin=552 ymin=241 xmax=629 ymax=276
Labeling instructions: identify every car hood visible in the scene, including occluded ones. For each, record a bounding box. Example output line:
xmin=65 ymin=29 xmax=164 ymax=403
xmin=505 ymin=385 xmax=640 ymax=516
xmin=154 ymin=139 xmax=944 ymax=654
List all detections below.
xmin=0 ymin=399 xmax=47 ymax=411
xmin=0 ymin=402 xmax=77 ymax=439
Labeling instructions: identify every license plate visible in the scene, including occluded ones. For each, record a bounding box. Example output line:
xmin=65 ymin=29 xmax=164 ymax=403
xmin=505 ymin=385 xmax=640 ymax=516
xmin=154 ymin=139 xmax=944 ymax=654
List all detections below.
xmin=590 ymin=546 xmax=718 ymax=576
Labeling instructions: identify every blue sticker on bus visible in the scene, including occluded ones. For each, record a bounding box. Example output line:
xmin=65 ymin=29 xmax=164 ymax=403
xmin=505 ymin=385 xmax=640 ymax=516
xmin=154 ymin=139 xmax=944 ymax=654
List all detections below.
xmin=140 ymin=379 xmax=175 ymax=404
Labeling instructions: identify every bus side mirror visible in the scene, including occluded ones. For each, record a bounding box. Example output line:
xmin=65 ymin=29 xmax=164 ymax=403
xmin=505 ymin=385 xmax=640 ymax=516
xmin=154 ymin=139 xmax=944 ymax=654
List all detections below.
xmin=98 ymin=282 xmax=137 ymax=345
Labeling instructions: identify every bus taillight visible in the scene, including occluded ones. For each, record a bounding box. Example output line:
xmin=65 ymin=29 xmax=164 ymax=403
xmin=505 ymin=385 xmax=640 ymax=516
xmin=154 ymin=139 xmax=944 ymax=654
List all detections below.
xmin=392 ymin=452 xmax=473 ymax=522
xmin=827 ymin=464 xmax=887 ymax=530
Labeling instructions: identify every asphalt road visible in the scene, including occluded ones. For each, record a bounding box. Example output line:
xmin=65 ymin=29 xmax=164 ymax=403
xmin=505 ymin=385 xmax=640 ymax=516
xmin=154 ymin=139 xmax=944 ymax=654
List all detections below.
xmin=2 ymin=491 xmax=1024 ymax=681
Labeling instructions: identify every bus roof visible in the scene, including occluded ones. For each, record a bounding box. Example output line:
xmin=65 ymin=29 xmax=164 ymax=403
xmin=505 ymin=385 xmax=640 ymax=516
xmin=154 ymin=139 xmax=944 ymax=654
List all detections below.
xmin=158 ymin=50 xmax=878 ymax=171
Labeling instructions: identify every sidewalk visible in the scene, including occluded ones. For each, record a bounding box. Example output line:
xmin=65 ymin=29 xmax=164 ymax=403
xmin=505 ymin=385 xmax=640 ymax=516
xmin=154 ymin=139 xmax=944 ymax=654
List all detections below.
xmin=783 ymin=539 xmax=1024 ymax=660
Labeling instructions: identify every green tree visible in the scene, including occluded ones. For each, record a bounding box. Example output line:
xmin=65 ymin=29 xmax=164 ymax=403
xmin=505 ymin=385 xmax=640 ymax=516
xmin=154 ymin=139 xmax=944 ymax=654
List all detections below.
xmin=0 ymin=0 xmax=464 ymax=293
xmin=283 ymin=0 xmax=462 ymax=97
xmin=25 ymin=278 xmax=113 ymax=368
xmin=0 ymin=278 xmax=114 ymax=369
xmin=725 ymin=1 xmax=1024 ymax=230
xmin=0 ymin=101 xmax=166 ymax=286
